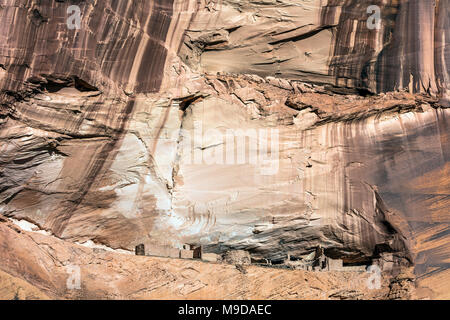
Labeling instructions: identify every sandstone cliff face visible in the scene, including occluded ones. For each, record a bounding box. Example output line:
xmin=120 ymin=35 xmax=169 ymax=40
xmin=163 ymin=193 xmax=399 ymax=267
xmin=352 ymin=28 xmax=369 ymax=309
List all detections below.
xmin=0 ymin=0 xmax=448 ymax=299
xmin=0 ymin=0 xmax=179 ymax=95
xmin=0 ymin=219 xmax=413 ymax=300
xmin=181 ymin=0 xmax=450 ymax=98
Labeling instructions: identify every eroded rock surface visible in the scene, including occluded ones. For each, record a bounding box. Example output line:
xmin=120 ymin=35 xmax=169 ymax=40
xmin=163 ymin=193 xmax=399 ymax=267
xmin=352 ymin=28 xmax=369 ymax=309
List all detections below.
xmin=0 ymin=0 xmax=448 ymax=299
xmin=181 ymin=0 xmax=450 ymax=98
xmin=0 ymin=219 xmax=407 ymax=300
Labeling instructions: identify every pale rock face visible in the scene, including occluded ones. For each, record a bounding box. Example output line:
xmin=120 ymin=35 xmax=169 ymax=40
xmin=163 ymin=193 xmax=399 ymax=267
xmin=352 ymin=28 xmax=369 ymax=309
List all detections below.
xmin=0 ymin=0 xmax=449 ymax=299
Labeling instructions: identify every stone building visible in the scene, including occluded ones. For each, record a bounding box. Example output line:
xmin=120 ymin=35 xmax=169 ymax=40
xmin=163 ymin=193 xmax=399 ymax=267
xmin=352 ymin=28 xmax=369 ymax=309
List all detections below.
xmin=223 ymin=250 xmax=251 ymax=265
xmin=135 ymin=244 xmax=145 ymax=256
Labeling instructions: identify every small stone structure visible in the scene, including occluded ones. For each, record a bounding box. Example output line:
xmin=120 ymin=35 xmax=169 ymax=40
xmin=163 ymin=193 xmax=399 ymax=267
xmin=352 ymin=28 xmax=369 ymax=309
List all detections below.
xmin=223 ymin=250 xmax=251 ymax=265
xmin=180 ymin=249 xmax=194 ymax=259
xmin=135 ymin=243 xmax=202 ymax=260
xmin=192 ymin=246 xmax=202 ymax=259
xmin=327 ymin=257 xmax=343 ymax=271
xmin=252 ymin=257 xmax=272 ymax=265
xmin=282 ymin=247 xmax=348 ymax=271
xmin=373 ymin=253 xmax=394 ymax=271
xmin=309 ymin=249 xmax=367 ymax=272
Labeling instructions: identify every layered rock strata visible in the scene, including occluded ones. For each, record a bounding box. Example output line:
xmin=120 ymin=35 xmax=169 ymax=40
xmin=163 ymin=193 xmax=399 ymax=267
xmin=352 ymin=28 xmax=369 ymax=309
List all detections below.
xmin=0 ymin=0 xmax=448 ymax=299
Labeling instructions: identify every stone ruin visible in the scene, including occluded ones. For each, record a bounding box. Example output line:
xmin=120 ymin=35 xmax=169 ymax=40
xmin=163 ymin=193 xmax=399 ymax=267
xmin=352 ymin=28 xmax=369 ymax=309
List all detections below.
xmin=283 ymin=246 xmax=363 ymax=272
xmin=134 ymin=243 xmax=221 ymax=263
xmin=254 ymin=246 xmax=366 ymax=272
xmin=223 ymin=250 xmax=251 ymax=265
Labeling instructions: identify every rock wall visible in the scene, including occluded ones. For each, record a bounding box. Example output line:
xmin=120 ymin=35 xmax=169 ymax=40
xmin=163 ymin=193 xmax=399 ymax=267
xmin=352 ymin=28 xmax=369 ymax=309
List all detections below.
xmin=180 ymin=0 xmax=449 ymax=98
xmin=0 ymin=219 xmax=410 ymax=300
xmin=0 ymin=0 xmax=178 ymax=95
